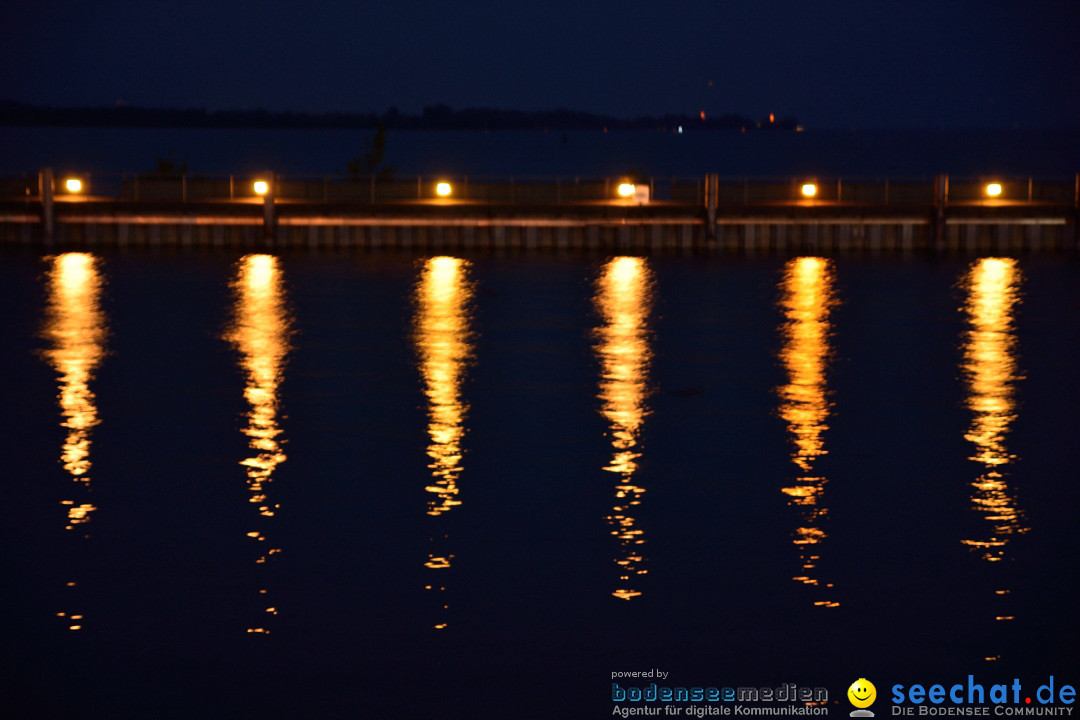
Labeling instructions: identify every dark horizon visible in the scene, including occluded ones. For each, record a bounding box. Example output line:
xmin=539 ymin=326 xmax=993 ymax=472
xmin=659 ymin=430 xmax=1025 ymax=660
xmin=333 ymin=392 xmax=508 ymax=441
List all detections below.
xmin=4 ymin=98 xmax=1079 ymax=134
xmin=3 ymin=2 xmax=1078 ymax=132
xmin=0 ymin=98 xmax=801 ymax=132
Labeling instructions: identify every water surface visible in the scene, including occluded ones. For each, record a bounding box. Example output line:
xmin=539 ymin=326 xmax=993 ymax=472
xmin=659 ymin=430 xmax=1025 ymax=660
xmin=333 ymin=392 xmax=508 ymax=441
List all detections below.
xmin=2 ymin=250 xmax=1078 ymax=718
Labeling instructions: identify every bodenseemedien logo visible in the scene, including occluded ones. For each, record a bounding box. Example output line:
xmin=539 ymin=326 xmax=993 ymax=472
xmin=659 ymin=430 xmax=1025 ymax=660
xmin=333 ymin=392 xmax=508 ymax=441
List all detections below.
xmin=849 ymin=679 xmax=877 ymax=717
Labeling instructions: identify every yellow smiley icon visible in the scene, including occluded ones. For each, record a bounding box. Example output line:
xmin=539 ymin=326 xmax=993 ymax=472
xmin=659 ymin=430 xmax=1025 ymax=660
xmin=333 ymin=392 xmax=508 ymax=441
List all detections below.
xmin=848 ymin=679 xmax=876 ymax=708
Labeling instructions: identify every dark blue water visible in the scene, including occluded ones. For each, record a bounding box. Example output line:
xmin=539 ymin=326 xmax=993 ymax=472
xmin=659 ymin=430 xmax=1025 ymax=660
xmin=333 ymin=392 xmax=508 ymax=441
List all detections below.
xmin=1 ymin=249 xmax=1078 ymax=719
xmin=2 ymin=126 xmax=1079 ymax=179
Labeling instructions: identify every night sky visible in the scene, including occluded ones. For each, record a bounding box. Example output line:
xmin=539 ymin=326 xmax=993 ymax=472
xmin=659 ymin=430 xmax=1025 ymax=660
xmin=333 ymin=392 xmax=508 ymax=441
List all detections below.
xmin=2 ymin=0 xmax=1079 ymax=130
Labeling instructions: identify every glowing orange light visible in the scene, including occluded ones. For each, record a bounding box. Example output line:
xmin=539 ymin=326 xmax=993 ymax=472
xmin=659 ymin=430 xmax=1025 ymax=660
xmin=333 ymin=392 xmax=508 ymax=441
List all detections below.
xmin=960 ymin=258 xmax=1027 ymax=564
xmin=769 ymin=113 xmax=776 ymax=124
xmin=617 ymin=183 xmax=636 ymax=198
xmin=700 ymin=110 xmax=706 ymax=121
xmin=778 ymin=256 xmax=838 ymax=608
xmin=415 ymin=256 xmax=474 ymax=518
xmin=253 ymin=180 xmax=270 ymax=196
xmin=225 ymin=253 xmax=293 ymax=634
xmin=801 ymin=183 xmax=818 ymax=198
xmin=986 ymin=182 xmax=1003 ymax=198
xmin=43 ymin=252 xmax=107 ymax=520
xmin=594 ymin=257 xmax=654 ymax=601
xmin=436 ymin=181 xmax=452 ymax=197
xmin=64 ymin=177 xmax=83 ymax=193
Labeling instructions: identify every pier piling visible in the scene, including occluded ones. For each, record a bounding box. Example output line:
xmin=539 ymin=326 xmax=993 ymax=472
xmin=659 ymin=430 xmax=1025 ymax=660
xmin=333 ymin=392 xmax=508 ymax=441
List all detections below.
xmin=262 ymin=174 xmax=276 ymax=240
xmin=933 ymin=174 xmax=948 ymax=249
xmin=39 ymin=168 xmax=54 ymax=241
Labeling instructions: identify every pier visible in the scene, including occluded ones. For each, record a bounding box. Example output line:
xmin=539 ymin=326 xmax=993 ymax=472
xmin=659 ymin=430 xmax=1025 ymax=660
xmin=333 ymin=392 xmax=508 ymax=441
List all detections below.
xmin=1 ymin=171 xmax=1077 ymax=252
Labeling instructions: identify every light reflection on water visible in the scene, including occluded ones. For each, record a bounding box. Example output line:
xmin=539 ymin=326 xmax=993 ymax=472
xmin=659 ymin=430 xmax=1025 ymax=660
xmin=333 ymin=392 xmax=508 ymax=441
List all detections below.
xmin=224 ymin=254 xmax=293 ymax=635
xmin=960 ymin=257 xmax=1028 ymax=661
xmin=777 ymin=257 xmax=838 ymax=608
xmin=593 ymin=257 xmax=654 ymax=600
xmin=413 ymin=256 xmax=475 ymax=628
xmin=12 ymin=248 xmax=1075 ymax=712
xmin=41 ymin=252 xmax=108 ymax=631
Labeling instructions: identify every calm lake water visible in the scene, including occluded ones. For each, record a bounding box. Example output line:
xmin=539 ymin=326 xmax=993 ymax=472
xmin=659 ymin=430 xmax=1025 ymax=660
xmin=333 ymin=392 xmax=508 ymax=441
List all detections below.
xmin=3 ymin=126 xmax=1079 ymax=179
xmin=2 ymin=249 xmax=1078 ymax=718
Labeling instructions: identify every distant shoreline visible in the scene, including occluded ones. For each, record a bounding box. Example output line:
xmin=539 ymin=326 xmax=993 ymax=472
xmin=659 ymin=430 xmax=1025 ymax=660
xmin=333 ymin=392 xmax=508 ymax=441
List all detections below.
xmin=0 ymin=99 xmax=798 ymax=132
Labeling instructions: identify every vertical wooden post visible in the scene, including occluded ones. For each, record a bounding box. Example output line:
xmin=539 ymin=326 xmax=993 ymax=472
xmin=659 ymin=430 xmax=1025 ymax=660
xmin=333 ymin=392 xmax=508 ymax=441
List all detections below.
xmin=705 ymin=173 xmax=719 ymax=241
xmin=1074 ymin=173 xmax=1080 ymax=248
xmin=263 ymin=173 xmax=276 ymax=242
xmin=40 ymin=167 xmax=54 ymax=241
xmin=933 ymin=174 xmax=948 ymax=248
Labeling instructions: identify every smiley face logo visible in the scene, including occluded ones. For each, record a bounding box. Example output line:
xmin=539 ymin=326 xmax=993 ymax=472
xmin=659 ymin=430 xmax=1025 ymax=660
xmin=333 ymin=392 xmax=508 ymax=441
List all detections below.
xmin=848 ymin=678 xmax=876 ymax=709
